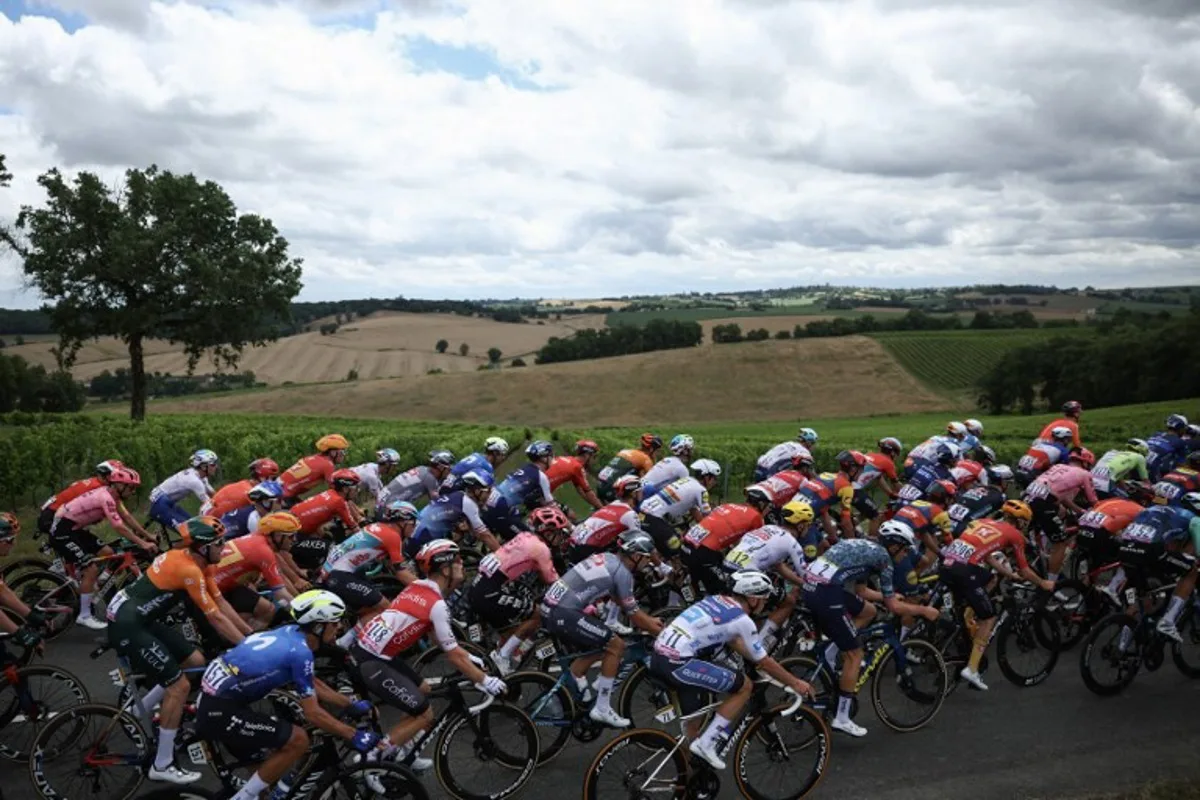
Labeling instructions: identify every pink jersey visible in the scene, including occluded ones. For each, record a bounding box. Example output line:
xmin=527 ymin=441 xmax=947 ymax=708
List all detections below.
xmin=478 ymin=532 xmax=558 ymax=583
xmin=1026 ymin=464 xmax=1097 ymax=505
xmin=56 ymin=487 xmax=123 ymax=529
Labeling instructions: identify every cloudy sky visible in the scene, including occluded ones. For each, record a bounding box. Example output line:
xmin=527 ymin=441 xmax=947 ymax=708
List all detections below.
xmin=0 ymin=0 xmax=1198 ymax=306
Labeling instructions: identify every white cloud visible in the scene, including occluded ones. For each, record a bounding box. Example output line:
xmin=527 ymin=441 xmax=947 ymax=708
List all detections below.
xmin=1 ymin=0 xmax=1198 ymax=305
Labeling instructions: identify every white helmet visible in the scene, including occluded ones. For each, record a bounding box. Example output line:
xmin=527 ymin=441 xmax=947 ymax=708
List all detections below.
xmin=484 ymin=436 xmax=510 ymax=455
xmin=669 ymin=434 xmax=695 ymax=457
xmin=878 ymin=520 xmax=917 ymax=552
xmin=946 ymin=421 xmax=968 ymax=438
xmin=291 ymin=589 xmax=346 ymax=626
xmin=964 ymin=419 xmax=984 ymax=437
xmin=690 ymin=458 xmax=722 ymax=477
xmin=730 ymin=570 xmax=774 ymax=598
xmin=1050 ymin=426 xmax=1073 ymax=442
xmin=190 ymin=449 xmax=219 ymax=468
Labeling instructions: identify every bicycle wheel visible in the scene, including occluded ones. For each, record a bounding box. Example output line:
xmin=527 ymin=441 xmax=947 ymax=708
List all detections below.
xmin=733 ymin=704 xmax=831 ymax=800
xmin=0 ymin=665 xmax=90 ymax=761
xmin=411 ymin=640 xmax=490 ymax=716
xmin=869 ymin=638 xmax=947 ymax=733
xmin=1050 ymin=579 xmax=1090 ymax=650
xmin=997 ymin=607 xmax=1060 ymax=687
xmin=6 ymin=570 xmax=78 ymax=640
xmin=315 ymin=760 xmax=430 ymax=799
xmin=29 ymin=703 xmax=150 ymax=800
xmin=1079 ymin=613 xmax=1141 ymax=696
xmin=1171 ymin=604 xmax=1200 ymax=678
xmin=617 ymin=663 xmax=712 ymax=737
xmin=502 ymin=669 xmax=576 ymax=764
xmin=582 ymin=728 xmax=690 ymax=800
xmin=773 ymin=655 xmax=836 ymax=715
xmin=0 ymin=556 xmax=53 ymax=583
xmin=139 ymin=790 xmax=218 ymax=800
xmin=433 ymin=702 xmax=538 ymax=800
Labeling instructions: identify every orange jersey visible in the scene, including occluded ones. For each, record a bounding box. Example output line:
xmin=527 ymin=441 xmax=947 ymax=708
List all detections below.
xmin=42 ymin=477 xmax=105 ymax=512
xmin=208 ymin=479 xmax=255 ymax=518
xmin=547 ymin=456 xmax=591 ymax=492
xmin=944 ymin=519 xmax=1030 ymax=571
xmin=209 ymin=533 xmax=284 ymax=592
xmin=684 ymin=503 xmax=765 ymax=551
xmin=617 ymin=449 xmax=655 ymax=476
xmin=1078 ymin=498 xmax=1143 ymax=535
xmin=280 ymin=454 xmax=337 ymax=499
xmin=146 ymin=549 xmax=223 ymax=616
xmin=1038 ymin=419 xmax=1081 ymax=448
xmin=292 ymin=489 xmax=356 ymax=534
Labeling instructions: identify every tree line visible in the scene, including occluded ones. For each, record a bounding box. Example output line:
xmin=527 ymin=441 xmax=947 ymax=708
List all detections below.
xmin=0 ymin=352 xmax=85 ymax=413
xmin=88 ymin=369 xmax=261 ymax=402
xmin=536 ymin=319 xmax=703 ymax=364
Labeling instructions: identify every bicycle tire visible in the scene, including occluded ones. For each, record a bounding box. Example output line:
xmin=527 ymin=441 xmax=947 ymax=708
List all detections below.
xmin=996 ymin=608 xmax=1060 ymax=687
xmin=1050 ymin=578 xmax=1091 ymax=650
xmin=0 ymin=556 xmax=53 ymax=583
xmin=315 ymin=760 xmax=430 ymax=800
xmin=139 ymin=791 xmax=218 ymax=800
xmin=582 ymin=728 xmax=691 ymax=800
xmin=5 ymin=570 xmax=79 ymax=641
xmin=1079 ymin=613 xmax=1141 ymax=696
xmin=29 ymin=702 xmax=150 ymax=800
xmin=433 ymin=701 xmax=538 ymax=800
xmin=733 ymin=703 xmax=831 ymax=800
xmin=617 ymin=663 xmax=712 ymax=736
xmin=1171 ymin=604 xmax=1200 ymax=678
xmin=870 ymin=638 xmax=947 ymax=733
xmin=773 ymin=655 xmax=836 ymax=717
xmin=0 ymin=664 xmax=90 ymax=761
xmin=502 ymin=668 xmax=576 ymax=764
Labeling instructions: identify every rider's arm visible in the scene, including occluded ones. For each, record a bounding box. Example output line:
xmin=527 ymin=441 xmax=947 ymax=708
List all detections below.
xmin=102 ymin=496 xmax=155 ymax=550
xmin=581 ymin=487 xmax=602 ymax=509
xmin=186 ymin=573 xmax=246 ymax=645
xmin=819 ymin=510 xmax=838 ymax=543
xmin=298 ymin=694 xmax=359 ymax=740
xmin=630 ymin=608 xmax=665 ymax=635
xmin=732 ymin=637 xmax=813 ymax=696
xmin=883 ymin=593 xmax=939 ymax=621
xmin=464 ymin=499 xmax=501 ymax=552
xmin=217 ymin=594 xmax=255 ymax=636
xmin=277 ymin=552 xmax=311 ymax=590
xmin=0 ymin=607 xmax=19 ymax=634
xmin=0 ymin=579 xmax=32 ymax=618
xmin=777 ymin=562 xmax=805 ymax=587
xmin=116 ymin=503 xmax=153 ymax=543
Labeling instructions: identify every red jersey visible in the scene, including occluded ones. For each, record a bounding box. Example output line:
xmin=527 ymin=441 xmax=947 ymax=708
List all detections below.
xmin=207 ymin=479 xmax=255 ymax=518
xmin=1037 ymin=418 xmax=1081 ymax=448
xmin=41 ymin=477 xmax=105 ymax=512
xmin=209 ymin=534 xmax=284 ymax=592
xmin=746 ymin=470 xmax=806 ymax=508
xmin=684 ymin=503 xmax=764 ymax=551
xmin=863 ymin=452 xmax=898 ymax=481
xmin=547 ymin=456 xmax=591 ymax=493
xmin=355 ymin=580 xmax=456 ymax=659
xmin=280 ymin=454 xmax=337 ymax=499
xmin=569 ymin=502 xmax=641 ymax=548
xmin=1078 ymin=498 xmax=1143 ymax=536
xmin=292 ymin=489 xmax=356 ymax=534
xmin=943 ymin=519 xmax=1030 ymax=570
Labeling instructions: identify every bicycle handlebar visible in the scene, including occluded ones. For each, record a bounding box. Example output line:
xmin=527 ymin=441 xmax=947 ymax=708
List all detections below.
xmin=780 ymin=687 xmax=804 ymax=718
xmin=468 ymin=692 xmax=497 ymax=716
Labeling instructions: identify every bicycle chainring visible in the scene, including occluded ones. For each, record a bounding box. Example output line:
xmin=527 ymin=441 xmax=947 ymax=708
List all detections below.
xmin=571 ymin=715 xmax=604 ymax=743
xmin=687 ymin=769 xmax=721 ymax=799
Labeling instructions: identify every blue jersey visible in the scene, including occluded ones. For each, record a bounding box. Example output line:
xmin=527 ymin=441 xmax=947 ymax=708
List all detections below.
xmin=1121 ymin=505 xmax=1200 ymax=550
xmin=446 ymin=453 xmax=495 ymax=490
xmin=201 ymin=626 xmax=315 ymax=702
xmin=497 ymin=464 xmax=550 ymax=510
xmin=897 ymin=462 xmax=951 ymax=501
xmin=407 ymin=491 xmax=482 ymax=558
xmin=221 ymin=505 xmax=256 ymax=539
xmin=1146 ymin=432 xmax=1187 ymax=480
xmin=960 ymin=434 xmax=981 ymax=454
xmin=480 ymin=489 xmax=524 ymax=538
xmin=803 ymin=538 xmax=896 ymax=597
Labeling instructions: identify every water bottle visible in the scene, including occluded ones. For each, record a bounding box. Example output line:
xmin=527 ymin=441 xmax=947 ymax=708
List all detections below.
xmin=267 ymin=770 xmax=297 ymax=800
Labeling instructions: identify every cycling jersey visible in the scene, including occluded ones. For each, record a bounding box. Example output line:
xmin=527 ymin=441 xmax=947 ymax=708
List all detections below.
xmin=745 ymin=470 xmax=806 ymax=508
xmin=1077 ymin=498 xmax=1143 ymax=536
xmin=41 ymin=477 xmax=105 ymax=512
xmin=941 ymin=519 xmax=1030 ymax=570
xmin=1119 ymin=505 xmax=1200 ymax=551
xmin=355 ymin=580 xmax=457 ymax=658
xmin=907 ymin=435 xmax=959 ymax=464
xmin=497 ymin=463 xmax=553 ymax=510
xmin=854 ymin=452 xmax=898 ymax=491
xmin=406 ymin=491 xmax=487 ymax=558
xmin=280 ymin=454 xmax=338 ymax=500
xmin=546 ymin=455 xmax=592 ymax=493
xmin=477 ymin=532 xmax=558 ymax=583
xmin=897 ymin=462 xmax=953 ymax=502
xmin=960 ymin=433 xmax=982 ymax=455
xmin=444 ymin=453 xmax=495 ymax=490
xmin=107 ymin=549 xmax=222 ymax=622
xmin=951 ymin=460 xmax=987 ymax=488
xmin=642 ymin=456 xmax=690 ymax=496
xmin=1037 ymin=418 xmax=1081 ymax=448
xmin=542 ymin=552 xmax=639 ymax=613
xmin=210 ymin=533 xmax=284 ymax=593
xmin=56 ymin=487 xmax=124 ymax=529
xmin=201 ymin=626 xmax=315 ymax=701
xmin=569 ymin=502 xmax=642 ymax=549
xmin=1024 ymin=464 xmax=1098 ymax=505
xmin=754 ymin=442 xmax=813 ymax=481
xmin=947 ymin=485 xmax=1007 ymax=536
xmin=641 ymin=477 xmax=711 ymax=523
xmin=479 ymin=488 xmax=525 ymax=539
xmin=1153 ymin=468 xmax=1200 ymax=506
xmin=1091 ymin=451 xmax=1149 ymax=495
xmin=682 ymin=503 xmax=764 ymax=551
xmin=322 ymin=522 xmax=405 ymax=574
xmin=220 ymin=504 xmax=258 ymax=538
xmin=150 ymin=468 xmax=214 ymax=505
xmin=723 ymin=525 xmax=806 ymax=574
xmin=802 ymin=539 xmax=895 ymax=597
xmin=350 ymin=463 xmax=387 ymax=502
xmin=796 ymin=473 xmax=855 ymax=519
xmin=597 ymin=450 xmax=654 ymax=498
xmin=380 ymin=465 xmax=441 ymax=505
xmin=654 ymin=596 xmax=767 ymax=662
xmin=1146 ymin=432 xmax=1188 ymax=480
xmin=891 ymin=500 xmax=952 ymax=544
xmin=1018 ymin=441 xmax=1070 ymax=475
xmin=292 ymin=489 xmax=357 ymax=535
xmin=204 ymin=479 xmax=255 ymax=518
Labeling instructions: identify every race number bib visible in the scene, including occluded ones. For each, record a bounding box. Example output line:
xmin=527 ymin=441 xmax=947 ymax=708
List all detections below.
xmin=898 ymin=484 xmax=923 ymax=501
xmin=1077 ymin=510 xmax=1109 ymax=530
xmin=1122 ymin=523 xmax=1158 ymax=543
xmin=1018 ymin=455 xmax=1038 ymax=471
xmin=948 ymin=504 xmax=972 ymax=522
xmin=725 ymin=549 xmax=753 ymax=569
xmin=943 ymin=539 xmax=976 ymax=562
xmin=200 ymin=659 xmax=236 ymax=695
xmin=804 ymin=556 xmax=839 ymax=584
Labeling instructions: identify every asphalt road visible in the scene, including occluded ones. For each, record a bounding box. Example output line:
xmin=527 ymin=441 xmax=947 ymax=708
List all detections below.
xmin=8 ymin=628 xmax=1200 ymax=800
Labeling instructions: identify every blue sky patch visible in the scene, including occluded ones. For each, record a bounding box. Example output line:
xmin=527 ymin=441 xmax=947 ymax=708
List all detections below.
xmin=405 ymin=36 xmax=547 ymax=91
xmin=0 ymin=0 xmax=87 ymax=32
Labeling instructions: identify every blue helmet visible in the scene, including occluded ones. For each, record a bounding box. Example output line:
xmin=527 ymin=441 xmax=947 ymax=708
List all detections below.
xmin=935 ymin=443 xmax=958 ymax=467
xmin=247 ymin=480 xmax=283 ymax=502
xmin=1166 ymin=414 xmax=1189 ymax=432
xmin=797 ymin=427 xmax=819 ymax=445
xmin=526 ymin=440 xmax=554 ymax=460
xmin=669 ymin=434 xmax=695 ymax=456
xmin=461 ymin=470 xmax=494 ymax=489
xmin=376 ymin=448 xmax=401 ymax=466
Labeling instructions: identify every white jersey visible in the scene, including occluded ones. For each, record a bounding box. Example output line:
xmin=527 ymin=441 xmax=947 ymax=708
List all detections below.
xmin=756 ymin=442 xmax=812 ymax=473
xmin=654 ymin=596 xmax=767 ymax=662
xmin=570 ymin=502 xmax=642 ymax=547
xmin=723 ymin=525 xmax=807 ymax=575
xmin=350 ymin=463 xmax=385 ymax=501
xmin=640 ymin=477 xmax=711 ymax=523
xmin=246 ymin=509 xmax=262 ymax=534
xmin=380 ymin=465 xmax=441 ymax=505
xmin=908 ymin=435 xmax=957 ymax=463
xmin=149 ymin=468 xmax=213 ymax=504
xmin=642 ymin=457 xmax=689 ymax=491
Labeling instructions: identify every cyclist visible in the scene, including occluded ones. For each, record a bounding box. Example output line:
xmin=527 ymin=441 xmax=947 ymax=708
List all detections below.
xmin=377 ymin=449 xmax=452 ymax=507
xmin=209 ymin=511 xmax=303 ymax=629
xmin=1092 ymin=440 xmax=1151 ymax=498
xmin=951 ymin=458 xmax=987 ymax=492
xmin=196 ymin=590 xmax=378 ymax=800
xmin=148 ymin=449 xmax=220 ymax=529
xmin=566 ymin=476 xmax=646 ymax=564
xmin=406 ymin=471 xmax=502 ymax=558
xmin=350 ymin=448 xmax=403 ymax=506
xmin=319 ymin=499 xmax=421 ymax=617
xmin=219 ymin=479 xmax=284 ymax=539
xmin=642 ymin=434 xmax=697 ymax=496
xmin=890 ymin=483 xmax=955 ymax=569
xmin=473 ymin=506 xmax=570 ymax=675
xmin=1074 ymin=496 xmax=1145 ymax=605
xmin=349 ymin=540 xmax=506 ymax=768
xmin=639 ymin=459 xmax=721 ymax=557
xmin=795 ymin=451 xmax=861 ymax=547
xmin=596 ymin=433 xmax=663 ymax=502
xmin=1145 ymin=414 xmax=1191 ymax=481
xmin=799 ymin=531 xmax=940 ymax=737
xmin=753 ymin=427 xmax=818 ymax=481
xmin=1152 ymin=451 xmax=1200 ymax=507
xmin=896 ymin=444 xmax=957 ymax=503
xmin=680 ymin=500 xmax=767 ymax=595
xmin=106 ymin=516 xmax=246 ymax=784
xmin=939 ymin=501 xmax=1056 ymax=690
xmin=962 ymin=418 xmax=985 ymax=454
xmin=546 ymin=439 xmax=603 ymax=511
xmin=1036 ymin=400 xmax=1084 ymax=448
xmin=1115 ymin=493 xmax=1200 ymax=642
xmin=37 ymin=459 xmax=140 ymax=536
xmin=51 ymin=466 xmax=158 ymax=630
xmin=947 ymin=465 xmax=1014 ymax=537
xmin=289 ymin=469 xmax=364 ymax=572
xmin=904 ymin=422 xmax=967 ymax=471
xmin=203 ymin=458 xmax=280 ymax=518
xmin=495 ymin=440 xmax=557 ymax=513
xmin=280 ymin=434 xmax=350 ymax=506
xmin=1023 ymin=448 xmax=1098 ymax=587
xmin=541 ymin=530 xmax=665 ymax=728
xmin=0 ymin=513 xmax=44 ymax=652
xmin=854 ymin=438 xmax=903 ymax=535
xmin=744 ymin=453 xmax=817 ymax=512
xmin=650 ymin=570 xmax=815 ymax=770
xmin=1015 ymin=426 xmax=1074 ymax=487
xmin=444 ymin=436 xmax=510 ymax=490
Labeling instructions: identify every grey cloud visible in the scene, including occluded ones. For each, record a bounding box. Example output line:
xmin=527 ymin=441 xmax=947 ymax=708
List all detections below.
xmin=569 ymin=208 xmax=683 ymax=256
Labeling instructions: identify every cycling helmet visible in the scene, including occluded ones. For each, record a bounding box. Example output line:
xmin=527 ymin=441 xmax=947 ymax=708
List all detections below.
xmin=781 ymin=500 xmax=815 ymax=527
xmin=526 ymin=440 xmax=554 ymax=460
xmin=1186 ymin=451 xmax=1200 ymax=468
xmin=617 ymin=530 xmax=656 ymax=557
xmin=1126 ymin=438 xmax=1150 ymax=455
xmin=575 ymin=439 xmax=599 ymax=456
xmin=247 ymin=480 xmax=284 ymax=503
xmin=378 ymin=499 xmax=419 ymax=524
xmin=107 ymin=466 xmax=141 ymax=487
xmin=669 ymin=434 xmax=695 ymax=457
xmin=1179 ymin=492 xmax=1200 ymax=515
xmin=0 ymin=512 xmax=20 ymax=540
xmin=1062 ymin=400 xmax=1083 ymax=417
xmin=640 ymin=433 xmax=664 ymax=451
xmin=484 ymin=436 xmax=510 ymax=455
xmin=927 ymin=479 xmax=957 ymax=503
xmin=257 ymin=511 xmax=302 ymax=536
xmin=986 ymin=464 xmax=1014 ymax=484
xmin=797 ymin=428 xmax=819 ymax=445
xmin=529 ymin=506 xmax=571 ymax=537
xmin=1070 ymin=447 xmax=1096 ymax=469
xmin=416 ymin=540 xmax=460 ymax=574
xmin=946 ymin=421 xmax=968 ymax=438
xmin=878 ymin=437 xmax=903 ymax=458
xmin=878 ymin=519 xmax=917 ymax=552
xmin=730 ymin=570 xmax=774 ymax=598
xmin=1050 ymin=426 xmax=1074 ymax=442
xmin=965 ymin=419 xmax=984 ymax=437
xmin=316 ymin=434 xmax=350 ymax=453
xmin=330 ymin=469 xmax=361 ymax=490
xmin=1001 ymin=499 xmax=1033 ymax=522
xmin=95 ymin=459 xmax=125 ymax=479
xmin=376 ymin=448 xmax=401 ymax=466
xmin=1166 ymin=414 xmax=1189 ymax=432
xmin=190 ymin=449 xmax=219 ymax=468
xmin=690 ymin=459 xmax=722 ymax=478
xmin=791 ymin=452 xmax=816 ymax=470
xmin=179 ymin=515 xmax=226 ymax=548
xmin=836 ymin=450 xmax=866 ymax=471
xmin=1187 ymin=425 xmax=1200 ymax=438
xmin=744 ymin=486 xmax=773 ymax=509
xmin=612 ymin=475 xmax=643 ymax=499
xmin=429 ymin=449 xmax=455 ymax=467
xmin=955 ymin=461 xmax=984 ymax=487
xmin=460 ymin=470 xmax=494 ymax=490
xmin=249 ymin=458 xmax=280 ymax=480
xmin=975 ymin=445 xmax=997 ymax=465
xmin=935 ymin=444 xmax=958 ymax=467
xmin=291 ymin=589 xmax=346 ymax=626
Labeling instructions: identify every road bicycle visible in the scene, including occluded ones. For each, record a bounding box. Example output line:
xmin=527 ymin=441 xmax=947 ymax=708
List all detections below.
xmin=0 ymin=634 xmax=90 ymax=761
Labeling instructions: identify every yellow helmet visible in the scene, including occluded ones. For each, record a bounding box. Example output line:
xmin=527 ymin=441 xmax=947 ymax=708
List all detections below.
xmin=316 ymin=434 xmax=350 ymax=453
xmin=257 ymin=512 xmax=303 ymax=537
xmin=1001 ymin=499 xmax=1033 ymax=523
xmin=781 ymin=500 xmax=815 ymax=527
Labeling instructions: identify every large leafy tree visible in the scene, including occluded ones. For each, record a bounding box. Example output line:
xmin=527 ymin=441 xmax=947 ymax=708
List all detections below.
xmin=4 ymin=164 xmax=303 ymax=419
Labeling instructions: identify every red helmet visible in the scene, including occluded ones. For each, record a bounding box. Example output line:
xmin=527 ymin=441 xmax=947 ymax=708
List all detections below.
xmin=528 ymin=506 xmax=571 ymax=538
xmin=330 ymin=469 xmax=361 ymax=490
xmin=1062 ymin=400 xmax=1083 ymax=417
xmin=249 ymin=458 xmax=280 ymax=480
xmin=1071 ymin=447 xmax=1096 ymax=469
xmin=791 ymin=452 xmax=815 ymax=469
xmin=927 ymin=479 xmax=957 ymax=503
xmin=640 ymin=433 xmax=663 ymax=450
xmin=575 ymin=439 xmax=599 ymax=456
xmin=108 ymin=467 xmax=142 ymax=487
xmin=954 ymin=461 xmax=984 ymax=487
xmin=416 ymin=539 xmax=460 ymax=575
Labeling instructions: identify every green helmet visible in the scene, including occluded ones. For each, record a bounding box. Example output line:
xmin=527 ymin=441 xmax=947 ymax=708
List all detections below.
xmin=179 ymin=515 xmax=227 ymax=548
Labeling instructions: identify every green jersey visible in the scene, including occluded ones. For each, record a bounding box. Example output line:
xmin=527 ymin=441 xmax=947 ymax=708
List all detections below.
xmin=1092 ymin=450 xmax=1148 ymax=493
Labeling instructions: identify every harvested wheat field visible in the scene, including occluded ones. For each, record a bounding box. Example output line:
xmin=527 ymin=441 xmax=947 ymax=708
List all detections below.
xmin=154 ymin=337 xmax=951 ymax=426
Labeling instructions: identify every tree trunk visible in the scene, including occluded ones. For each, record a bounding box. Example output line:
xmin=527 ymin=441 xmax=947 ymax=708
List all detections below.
xmin=129 ymin=333 xmax=146 ymax=421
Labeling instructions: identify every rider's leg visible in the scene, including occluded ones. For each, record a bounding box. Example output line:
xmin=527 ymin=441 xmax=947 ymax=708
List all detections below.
xmin=592 ymin=635 xmax=626 ymax=713
xmin=500 ymin=614 xmax=540 ymax=659
xmin=695 ymin=675 xmax=751 ymax=746
xmin=231 ymin=725 xmax=309 ymax=800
